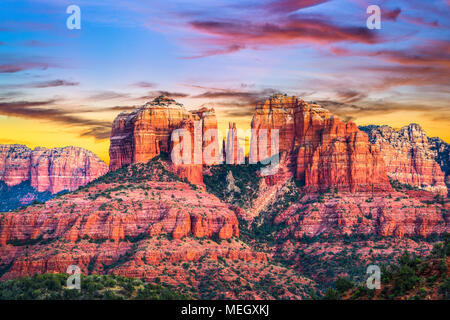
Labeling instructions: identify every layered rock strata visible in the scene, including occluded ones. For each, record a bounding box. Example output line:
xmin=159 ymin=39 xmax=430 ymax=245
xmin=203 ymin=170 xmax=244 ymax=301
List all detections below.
xmin=250 ymin=95 xmax=392 ymax=192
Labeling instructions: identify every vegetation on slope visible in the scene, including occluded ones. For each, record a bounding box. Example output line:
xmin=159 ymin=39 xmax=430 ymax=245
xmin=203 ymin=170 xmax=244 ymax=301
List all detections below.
xmin=204 ymin=162 xmax=263 ymax=209
xmin=0 ymin=181 xmax=58 ymax=212
xmin=78 ymin=153 xmax=185 ymax=188
xmin=326 ymin=234 xmax=450 ymax=300
xmin=240 ymin=179 xmax=300 ymax=244
xmin=388 ymin=177 xmax=421 ymax=192
xmin=0 ymin=274 xmax=188 ymax=300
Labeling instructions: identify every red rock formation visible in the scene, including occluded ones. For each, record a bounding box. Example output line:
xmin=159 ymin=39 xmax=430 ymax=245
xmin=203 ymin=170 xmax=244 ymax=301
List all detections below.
xmin=0 ymin=158 xmax=318 ymax=299
xmin=250 ymin=95 xmax=299 ymax=158
xmin=109 ymin=97 xmax=192 ymax=170
xmin=0 ymin=232 xmax=317 ymax=299
xmin=250 ymin=95 xmax=392 ymax=192
xmin=0 ymin=144 xmax=108 ymax=194
xmin=429 ymin=136 xmax=450 ymax=189
xmin=362 ymin=124 xmax=447 ymax=195
xmin=0 ymin=144 xmax=31 ymax=186
xmin=169 ymin=119 xmax=203 ymax=185
xmin=109 ymin=97 xmax=221 ymax=184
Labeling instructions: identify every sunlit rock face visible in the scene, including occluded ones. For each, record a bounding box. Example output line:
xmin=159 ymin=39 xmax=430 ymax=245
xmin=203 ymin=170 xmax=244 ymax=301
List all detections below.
xmin=109 ymin=96 xmax=220 ymax=185
xmin=250 ymin=94 xmax=392 ymax=193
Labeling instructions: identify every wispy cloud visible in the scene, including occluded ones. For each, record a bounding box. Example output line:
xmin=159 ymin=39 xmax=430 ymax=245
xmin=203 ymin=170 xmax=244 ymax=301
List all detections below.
xmin=88 ymin=91 xmax=131 ymax=101
xmin=382 ymin=7 xmax=402 ymax=21
xmin=183 ymin=44 xmax=245 ymax=59
xmin=336 ymin=90 xmax=368 ymax=103
xmin=188 ymin=16 xmax=381 ymax=58
xmin=401 ymin=15 xmax=440 ymax=28
xmin=22 ymin=40 xmax=57 ymax=47
xmin=0 ymin=100 xmax=112 ymax=140
xmin=193 ymin=88 xmax=278 ymax=103
xmin=136 ymin=90 xmax=190 ymax=100
xmin=266 ymin=0 xmax=331 ymax=13
xmin=170 ymin=0 xmax=387 ymax=58
xmin=317 ymin=99 xmax=450 ymax=123
xmin=191 ymin=88 xmax=281 ymax=117
xmin=131 ymin=81 xmax=156 ymax=88
xmin=1 ymin=79 xmax=79 ymax=89
xmin=0 ymin=62 xmax=56 ymax=73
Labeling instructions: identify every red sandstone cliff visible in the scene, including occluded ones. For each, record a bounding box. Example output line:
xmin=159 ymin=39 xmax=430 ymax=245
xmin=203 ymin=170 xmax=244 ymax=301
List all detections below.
xmin=0 ymin=145 xmax=108 ymax=194
xmin=109 ymin=96 xmax=220 ymax=185
xmin=361 ymin=124 xmax=447 ymax=195
xmin=250 ymin=94 xmax=392 ymax=192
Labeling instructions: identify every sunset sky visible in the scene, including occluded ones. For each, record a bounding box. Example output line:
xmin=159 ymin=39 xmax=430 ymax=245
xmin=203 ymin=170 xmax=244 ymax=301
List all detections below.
xmin=1 ymin=0 xmax=449 ymax=163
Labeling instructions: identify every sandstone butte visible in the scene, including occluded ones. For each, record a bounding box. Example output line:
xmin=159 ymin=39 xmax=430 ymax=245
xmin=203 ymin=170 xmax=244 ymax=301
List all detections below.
xmin=361 ymin=124 xmax=448 ymax=195
xmin=250 ymin=94 xmax=392 ymax=193
xmin=0 ymin=144 xmax=108 ymax=194
xmin=109 ymin=96 xmax=220 ymax=185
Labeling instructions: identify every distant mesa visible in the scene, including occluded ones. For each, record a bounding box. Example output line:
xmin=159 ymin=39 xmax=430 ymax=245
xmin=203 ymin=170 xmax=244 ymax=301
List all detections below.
xmin=0 ymin=144 xmax=108 ymax=195
xmin=360 ymin=123 xmax=448 ymax=195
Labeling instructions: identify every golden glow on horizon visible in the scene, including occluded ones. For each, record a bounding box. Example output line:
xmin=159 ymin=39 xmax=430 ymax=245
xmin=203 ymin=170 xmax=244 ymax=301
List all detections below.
xmin=0 ymin=117 xmax=110 ymax=163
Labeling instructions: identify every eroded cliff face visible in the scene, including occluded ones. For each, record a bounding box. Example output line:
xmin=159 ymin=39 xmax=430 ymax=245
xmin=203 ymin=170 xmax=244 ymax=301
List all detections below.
xmin=0 ymin=145 xmax=108 ymax=194
xmin=109 ymin=97 xmax=192 ymax=171
xmin=250 ymin=95 xmax=392 ymax=193
xmin=250 ymin=95 xmax=300 ymax=159
xmin=361 ymin=124 xmax=447 ymax=195
xmin=109 ymin=97 xmax=220 ymax=185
